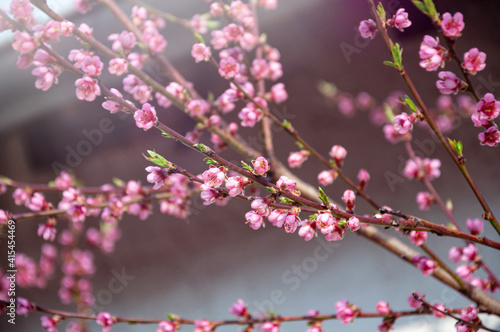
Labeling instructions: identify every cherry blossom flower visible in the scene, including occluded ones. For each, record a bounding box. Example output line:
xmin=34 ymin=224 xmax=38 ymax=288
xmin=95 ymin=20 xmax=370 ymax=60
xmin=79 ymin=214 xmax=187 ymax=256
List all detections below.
xmin=134 ymin=103 xmax=158 ymax=130
xmin=191 ymin=14 xmax=208 ymax=34
xmin=436 ymin=71 xmax=466 ymax=95
xmin=376 ymin=301 xmax=391 ymax=315
xmin=335 ymin=300 xmax=357 ymax=324
xmin=61 ymin=21 xmax=74 ymax=36
xmin=456 ymin=264 xmax=473 ymax=279
xmin=250 ymin=198 xmax=271 ymax=217
xmin=276 ymin=176 xmax=296 ymax=191
xmin=96 ymin=312 xmax=115 ymax=332
xmin=194 ymin=319 xmax=212 ymax=332
xmin=202 ymin=166 xmax=226 ymax=187
xmin=191 ymin=43 xmax=211 ymax=62
xmin=357 ymin=169 xmax=370 ymax=190
xmin=329 ymin=145 xmax=347 ymax=167
xmin=413 ymin=256 xmax=436 ymax=276
xmin=461 ymin=243 xmax=477 ymax=263
xmin=219 ymin=56 xmax=240 ymax=79
xmin=81 ymin=55 xmax=103 ymax=77
xmin=441 ymin=12 xmax=464 ymax=39
xmin=408 ymin=292 xmax=424 ymax=308
xmin=261 ymin=321 xmax=280 ymax=332
xmin=12 ymin=31 xmax=36 ymax=54
xmin=75 ymin=76 xmax=101 ymax=101
xmin=108 ymin=58 xmax=128 ymax=76
xmin=342 ymin=190 xmax=356 ymax=211
xmin=0 ymin=209 xmax=9 ymax=225
xmin=478 ymin=126 xmax=500 ymax=147
xmin=298 ymin=220 xmax=316 ymax=241
xmin=108 ymin=30 xmax=137 ymax=53
xmin=416 ymin=191 xmax=433 ymax=210
xmin=432 ymin=303 xmax=446 ymax=318
xmin=476 ymin=93 xmax=500 ymax=120
xmin=38 ymin=220 xmax=56 ymax=241
xmin=74 ymin=0 xmax=94 ymax=14
xmin=157 ymin=321 xmax=176 ymax=332
xmin=259 ymin=0 xmax=278 ymax=10
xmin=32 ymin=66 xmax=59 ymax=91
xmin=270 ymin=83 xmax=288 ymax=103
xmin=358 ymin=19 xmax=377 ymax=39
xmin=145 ymin=166 xmax=169 ymax=190
xmin=17 ymin=297 xmax=35 ymax=316
xmin=462 ymin=48 xmax=486 ymax=75
xmin=229 ymin=299 xmax=248 ymax=316
xmin=13 ymin=188 xmax=30 ymax=206
xmin=419 ymin=35 xmax=448 ymax=71
xmin=287 ymin=151 xmax=309 ymax=168
xmin=466 ymin=218 xmax=483 ymax=235
xmin=40 ymin=315 xmax=58 ymax=332
xmin=317 ymin=170 xmax=337 ymax=186
xmin=409 ymin=230 xmax=428 ymax=246
xmin=252 ymin=156 xmax=270 ymax=176
xmin=386 ymin=8 xmax=412 ymax=32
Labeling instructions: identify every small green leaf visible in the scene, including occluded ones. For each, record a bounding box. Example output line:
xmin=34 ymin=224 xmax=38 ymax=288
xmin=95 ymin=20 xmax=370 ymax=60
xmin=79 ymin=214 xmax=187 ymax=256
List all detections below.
xmin=384 ymin=103 xmax=395 ymax=123
xmin=295 ymin=141 xmax=305 ymax=149
xmin=193 ymin=143 xmax=209 ymax=153
xmin=143 ymin=150 xmax=173 ymax=168
xmin=383 ymin=60 xmax=397 ymax=68
xmin=329 ymin=160 xmax=337 ymax=168
xmin=280 ymin=197 xmax=295 ymax=205
xmin=338 ymin=219 xmax=347 ymax=227
xmin=447 ymin=138 xmax=463 ymax=156
xmin=283 ymin=120 xmax=292 ymax=130
xmin=161 ymin=129 xmax=172 ymax=138
xmin=423 ymin=0 xmax=438 ymax=20
xmin=167 ymin=313 xmax=177 ymax=320
xmin=376 ymin=2 xmax=386 ymax=22
xmin=193 ymin=30 xmax=205 ymax=44
xmin=48 ymin=180 xmax=55 ymax=187
xmin=204 ymin=157 xmax=217 ymax=166
xmin=241 ymin=161 xmax=253 ymax=173
xmin=390 ymin=42 xmax=403 ymax=70
xmin=412 ymin=1 xmax=427 ymax=14
xmin=317 ymin=81 xmax=337 ymax=98
xmin=266 ymin=186 xmax=276 ymax=193
xmin=318 ymin=187 xmax=330 ymax=205
xmin=309 ymin=214 xmax=317 ymax=221
xmin=112 ymin=177 xmax=125 ymax=187
xmin=404 ymin=95 xmax=418 ymax=113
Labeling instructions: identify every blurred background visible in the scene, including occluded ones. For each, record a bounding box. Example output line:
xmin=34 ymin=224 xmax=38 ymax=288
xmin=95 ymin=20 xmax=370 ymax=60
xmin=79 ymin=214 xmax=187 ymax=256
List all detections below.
xmin=0 ymin=0 xmax=499 ymax=331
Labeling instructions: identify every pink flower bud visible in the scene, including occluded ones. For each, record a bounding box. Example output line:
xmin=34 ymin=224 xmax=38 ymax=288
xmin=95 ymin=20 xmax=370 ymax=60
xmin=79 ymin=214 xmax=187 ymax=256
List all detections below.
xmin=347 ymin=217 xmax=360 ymax=232
xmin=318 ymin=170 xmax=338 ymax=186
xmin=358 ymin=19 xmax=377 ymax=39
xmin=342 ymin=190 xmax=356 ymax=211
xmin=409 ymin=230 xmax=428 ymax=246
xmin=252 ymin=156 xmax=270 ymax=176
xmin=329 ymin=145 xmax=347 ymax=167
xmin=466 ymin=218 xmax=483 ymax=236
xmin=357 ymin=169 xmax=370 ymax=190
xmin=376 ymin=301 xmax=391 ymax=315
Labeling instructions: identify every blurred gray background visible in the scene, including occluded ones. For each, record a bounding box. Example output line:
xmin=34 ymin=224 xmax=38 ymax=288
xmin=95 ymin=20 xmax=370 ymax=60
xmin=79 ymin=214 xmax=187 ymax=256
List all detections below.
xmin=0 ymin=0 xmax=499 ymax=331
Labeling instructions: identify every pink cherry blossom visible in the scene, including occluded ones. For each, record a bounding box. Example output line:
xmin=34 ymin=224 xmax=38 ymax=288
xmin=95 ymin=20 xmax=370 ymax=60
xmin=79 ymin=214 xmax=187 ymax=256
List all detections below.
xmin=202 ymin=166 xmax=226 ymax=187
xmin=61 ymin=21 xmax=74 ymax=36
xmin=441 ymin=12 xmax=464 ymax=39
xmin=347 ymin=217 xmax=360 ymax=232
xmin=358 ymin=19 xmax=377 ymax=39
xmin=276 ymin=176 xmax=296 ymax=191
xmin=210 ymin=3 xmax=223 ymax=16
xmin=329 ymin=145 xmax=347 ymax=167
xmin=133 ymin=103 xmax=158 ymax=130
xmin=409 ymin=230 xmax=428 ymax=246
xmin=476 ymin=93 xmax=500 ymax=120
xmin=96 ymin=312 xmax=115 ymax=332
xmin=408 ymin=292 xmax=424 ymax=308
xmin=225 ymin=176 xmax=248 ymax=197
xmin=108 ymin=58 xmax=128 ymax=76
xmin=75 ymin=76 xmax=101 ymax=101
xmin=250 ymin=198 xmax=271 ymax=217
xmin=335 ymin=300 xmax=357 ymax=324
xmin=478 ymin=126 xmax=500 ymax=147
xmin=261 ymin=321 xmax=280 ymax=332
xmin=466 ymin=218 xmax=483 ymax=236
xmin=145 ymin=166 xmax=169 ymax=190
xmin=387 ymin=8 xmax=412 ymax=32
xmin=219 ymin=56 xmax=240 ymax=79
xmin=38 ymin=221 xmax=56 ymax=241
xmin=229 ymin=1 xmax=251 ymax=21
xmin=28 ymin=192 xmax=48 ymax=211
xmin=268 ymin=61 xmax=283 ymax=80
xmin=102 ymin=88 xmax=126 ymax=113
xmin=449 ymin=247 xmax=462 ymax=263
xmin=67 ymin=203 xmax=88 ymax=223
xmin=252 ymin=156 xmax=270 ymax=176
xmin=298 ymin=220 xmax=316 ymax=241
xmin=456 ymin=264 xmax=473 ymax=279
xmin=32 ymin=66 xmax=58 ymax=91
xmin=40 ymin=316 xmax=58 ymax=332
xmin=413 ymin=256 xmax=436 ymax=276
xmin=357 ymin=169 xmax=370 ymax=190
xmin=259 ymin=0 xmax=277 ymax=10
xmin=191 ymin=43 xmax=211 ymax=63
xmin=283 ymin=213 xmax=298 ymax=233
xmin=81 ymin=55 xmax=103 ymax=77
xmin=13 ymin=188 xmax=30 ymax=206
xmin=0 ymin=209 xmax=9 ymax=225
xmin=251 ymin=58 xmax=270 ymax=79
xmin=376 ymin=301 xmax=391 ymax=315
xmin=157 ymin=321 xmax=176 ymax=332
xmin=238 ymin=105 xmax=263 ymax=127
xmin=38 ymin=20 xmax=61 ymax=42
xmin=187 ymin=99 xmax=210 ymax=116
xmin=287 ymin=151 xmax=309 ymax=168
xmin=342 ymin=190 xmax=356 ymax=211
xmin=383 ymin=123 xmax=402 ymax=144
xmin=12 ymin=31 xmax=36 ymax=54
xmin=461 ymin=243 xmax=477 ymax=263
xmin=229 ymin=299 xmax=248 ymax=316
xmin=462 ymin=48 xmax=486 ymax=75
xmin=317 ymin=170 xmax=337 ymax=186
xmin=416 ymin=191 xmax=433 ymax=210
xmin=393 ymin=113 xmax=413 ymax=136
xmin=436 ymin=71 xmax=465 ymax=95
xmin=108 ymin=30 xmax=137 ymax=53
xmin=10 ymin=0 xmax=34 ymax=24
xmin=270 ymin=83 xmax=288 ymax=103
xmin=432 ymin=303 xmax=446 ymax=318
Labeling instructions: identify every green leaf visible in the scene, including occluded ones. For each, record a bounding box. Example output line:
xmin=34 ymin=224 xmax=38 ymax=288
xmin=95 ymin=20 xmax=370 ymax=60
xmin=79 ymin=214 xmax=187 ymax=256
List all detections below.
xmin=329 ymin=160 xmax=337 ymax=168
xmin=412 ymin=1 xmax=427 ymax=14
xmin=193 ymin=143 xmax=209 ymax=153
xmin=318 ymin=187 xmax=330 ymax=206
xmin=193 ymin=30 xmax=205 ymax=44
xmin=167 ymin=313 xmax=177 ymax=320
xmin=280 ymin=197 xmax=295 ymax=205
xmin=404 ymin=95 xmax=418 ymax=113
xmin=447 ymin=138 xmax=463 ymax=156
xmin=383 ymin=60 xmax=397 ymax=68
xmin=160 ymin=129 xmax=172 ymax=138
xmin=390 ymin=42 xmax=403 ymax=70
xmin=309 ymin=214 xmax=317 ymax=221
xmin=143 ymin=150 xmax=173 ymax=168
xmin=317 ymin=81 xmax=337 ymax=98
xmin=48 ymin=180 xmax=55 ymax=187
xmin=423 ymin=0 xmax=438 ymax=20
xmin=338 ymin=220 xmax=347 ymax=227
xmin=266 ymin=186 xmax=276 ymax=193
xmin=283 ymin=120 xmax=292 ymax=130
xmin=241 ymin=161 xmax=253 ymax=173
xmin=295 ymin=141 xmax=305 ymax=149
xmin=376 ymin=2 xmax=386 ymax=22
xmin=384 ymin=103 xmax=394 ymax=123
xmin=112 ymin=177 xmax=125 ymax=187
xmin=204 ymin=157 xmax=217 ymax=166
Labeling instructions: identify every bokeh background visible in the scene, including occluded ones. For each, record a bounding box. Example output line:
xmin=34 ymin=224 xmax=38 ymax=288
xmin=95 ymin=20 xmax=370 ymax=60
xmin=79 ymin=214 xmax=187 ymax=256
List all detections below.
xmin=0 ymin=0 xmax=499 ymax=331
